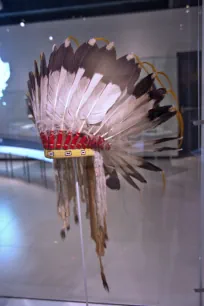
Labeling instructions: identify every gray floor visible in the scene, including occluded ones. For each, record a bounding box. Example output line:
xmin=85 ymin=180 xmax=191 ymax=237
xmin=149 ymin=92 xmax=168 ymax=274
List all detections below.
xmin=0 ymin=157 xmax=202 ymax=306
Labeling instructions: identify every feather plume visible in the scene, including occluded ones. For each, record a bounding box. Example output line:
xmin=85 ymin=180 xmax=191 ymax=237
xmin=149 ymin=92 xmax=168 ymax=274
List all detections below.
xmin=27 ymin=37 xmax=179 ymax=291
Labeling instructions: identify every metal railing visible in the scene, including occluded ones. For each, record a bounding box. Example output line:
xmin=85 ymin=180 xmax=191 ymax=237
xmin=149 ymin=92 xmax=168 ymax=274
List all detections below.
xmin=0 ymin=153 xmax=54 ymax=190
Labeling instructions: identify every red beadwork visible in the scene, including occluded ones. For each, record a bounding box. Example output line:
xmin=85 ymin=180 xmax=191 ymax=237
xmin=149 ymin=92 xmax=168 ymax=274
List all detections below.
xmin=71 ymin=133 xmax=80 ymax=149
xmin=56 ymin=130 xmax=63 ymax=149
xmin=40 ymin=130 xmax=110 ymax=151
xmin=40 ymin=132 xmax=48 ymax=149
xmin=98 ymin=136 xmax=105 ymax=149
xmin=89 ymin=136 xmax=97 ymax=149
xmin=79 ymin=135 xmax=89 ymax=149
xmin=76 ymin=135 xmax=84 ymax=149
xmin=48 ymin=131 xmax=55 ymax=150
xmin=63 ymin=132 xmax=72 ymax=150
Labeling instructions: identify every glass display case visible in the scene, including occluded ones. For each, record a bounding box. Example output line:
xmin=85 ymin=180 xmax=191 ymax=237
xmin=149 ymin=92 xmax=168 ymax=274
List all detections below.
xmin=0 ymin=2 xmax=203 ymax=306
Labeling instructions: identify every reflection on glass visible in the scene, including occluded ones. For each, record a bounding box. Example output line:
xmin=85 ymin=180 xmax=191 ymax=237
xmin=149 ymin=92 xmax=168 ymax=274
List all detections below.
xmin=0 ymin=57 xmax=10 ymax=99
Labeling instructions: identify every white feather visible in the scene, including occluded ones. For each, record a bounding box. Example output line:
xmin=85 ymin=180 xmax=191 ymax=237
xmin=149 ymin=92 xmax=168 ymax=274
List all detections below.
xmin=108 ymin=101 xmax=153 ymax=137
xmin=30 ymin=88 xmax=37 ymax=120
xmin=66 ymin=76 xmax=90 ymax=120
xmin=34 ymin=78 xmax=40 ymax=122
xmin=88 ymin=84 xmax=121 ymax=124
xmin=79 ymin=83 xmax=121 ymax=126
xmin=54 ymin=69 xmax=75 ymax=126
xmin=46 ymin=70 xmax=60 ymax=122
xmin=75 ymin=73 xmax=103 ymax=118
xmin=105 ymin=93 xmax=149 ymax=129
xmin=40 ymin=75 xmax=48 ymax=122
xmin=106 ymin=119 xmax=151 ymax=141
xmin=78 ymin=82 xmax=106 ymax=120
xmin=92 ymin=88 xmax=128 ymax=135
xmin=61 ymin=67 xmax=85 ymax=128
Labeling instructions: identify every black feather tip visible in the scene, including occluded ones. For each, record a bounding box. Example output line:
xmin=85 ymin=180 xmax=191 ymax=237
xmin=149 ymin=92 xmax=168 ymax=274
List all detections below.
xmin=74 ymin=215 xmax=79 ymax=224
xmin=154 ymin=136 xmax=178 ymax=144
xmin=60 ymin=229 xmax=66 ymax=240
xmin=106 ymin=170 xmax=120 ymax=190
xmin=101 ymin=272 xmax=110 ymax=292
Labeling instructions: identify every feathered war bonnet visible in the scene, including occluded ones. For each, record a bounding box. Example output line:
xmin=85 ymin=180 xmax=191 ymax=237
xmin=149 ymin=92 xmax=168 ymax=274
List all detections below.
xmin=27 ymin=36 xmax=182 ymax=290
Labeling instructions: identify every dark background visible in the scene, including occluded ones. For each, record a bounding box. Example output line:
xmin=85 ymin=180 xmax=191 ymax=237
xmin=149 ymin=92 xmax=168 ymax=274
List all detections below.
xmin=177 ymin=51 xmax=202 ymax=155
xmin=0 ymin=0 xmax=201 ymax=25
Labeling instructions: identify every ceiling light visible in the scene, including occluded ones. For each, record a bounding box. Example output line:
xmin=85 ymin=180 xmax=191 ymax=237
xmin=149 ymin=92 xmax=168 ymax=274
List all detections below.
xmin=49 ymin=36 xmax=53 ymax=41
xmin=20 ymin=21 xmax=25 ymax=27
xmin=2 ymin=101 xmax=6 ymax=106
xmin=185 ymin=4 xmax=190 ymax=13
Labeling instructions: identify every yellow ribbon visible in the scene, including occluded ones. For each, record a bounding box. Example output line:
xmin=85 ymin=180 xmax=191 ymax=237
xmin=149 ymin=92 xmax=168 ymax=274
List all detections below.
xmin=67 ymin=35 xmax=80 ymax=47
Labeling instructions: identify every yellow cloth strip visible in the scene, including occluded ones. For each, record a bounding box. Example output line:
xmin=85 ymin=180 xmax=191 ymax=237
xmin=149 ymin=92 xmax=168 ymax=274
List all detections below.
xmin=66 ymin=36 xmax=110 ymax=48
xmin=44 ymin=149 xmax=95 ymax=159
xmin=67 ymin=36 xmax=110 ymax=47
xmin=94 ymin=37 xmax=110 ymax=44
xmin=67 ymin=36 xmax=80 ymax=47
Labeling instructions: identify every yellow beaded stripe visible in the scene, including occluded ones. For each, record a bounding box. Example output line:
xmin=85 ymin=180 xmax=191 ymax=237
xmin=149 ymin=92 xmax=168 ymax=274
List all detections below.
xmin=44 ymin=149 xmax=95 ymax=159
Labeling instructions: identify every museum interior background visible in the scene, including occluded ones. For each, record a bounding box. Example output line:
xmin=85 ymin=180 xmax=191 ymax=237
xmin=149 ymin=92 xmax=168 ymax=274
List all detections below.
xmin=0 ymin=0 xmax=203 ymax=306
